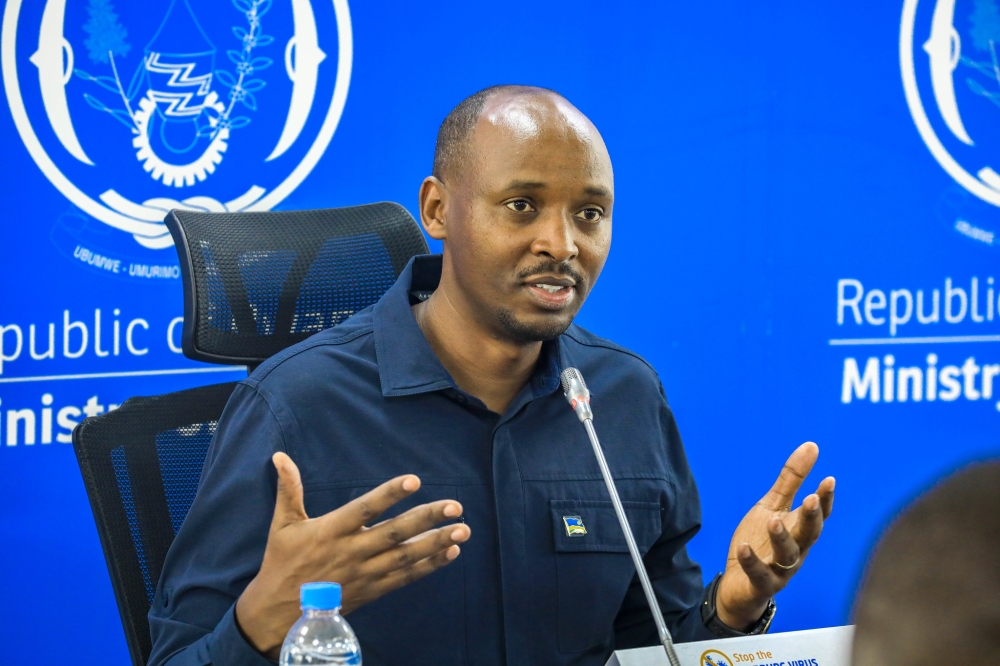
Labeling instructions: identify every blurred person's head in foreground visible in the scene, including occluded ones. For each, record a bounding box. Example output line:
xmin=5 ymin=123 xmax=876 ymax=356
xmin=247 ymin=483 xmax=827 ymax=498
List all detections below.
xmin=852 ymin=461 xmax=1000 ymax=665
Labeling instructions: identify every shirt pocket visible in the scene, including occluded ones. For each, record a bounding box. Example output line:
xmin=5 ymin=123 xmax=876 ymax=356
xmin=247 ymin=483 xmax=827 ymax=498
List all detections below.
xmin=550 ymin=498 xmax=662 ymax=653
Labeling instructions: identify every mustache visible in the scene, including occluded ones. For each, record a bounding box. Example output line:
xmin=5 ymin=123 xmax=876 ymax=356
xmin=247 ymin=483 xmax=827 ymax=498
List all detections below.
xmin=516 ymin=261 xmax=586 ymax=285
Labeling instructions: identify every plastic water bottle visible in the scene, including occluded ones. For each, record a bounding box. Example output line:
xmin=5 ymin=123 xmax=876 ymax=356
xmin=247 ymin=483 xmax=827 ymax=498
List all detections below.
xmin=279 ymin=582 xmax=362 ymax=665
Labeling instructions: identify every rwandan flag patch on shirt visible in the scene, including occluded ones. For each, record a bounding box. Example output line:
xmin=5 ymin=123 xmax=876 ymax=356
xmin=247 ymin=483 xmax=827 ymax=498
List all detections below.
xmin=563 ymin=515 xmax=587 ymax=536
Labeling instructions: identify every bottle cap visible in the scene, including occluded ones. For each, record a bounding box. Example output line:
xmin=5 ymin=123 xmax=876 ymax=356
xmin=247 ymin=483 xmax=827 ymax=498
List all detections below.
xmin=300 ymin=582 xmax=341 ymax=610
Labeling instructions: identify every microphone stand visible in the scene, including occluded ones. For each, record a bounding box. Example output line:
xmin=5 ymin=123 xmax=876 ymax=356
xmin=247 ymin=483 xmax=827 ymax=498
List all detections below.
xmin=562 ymin=368 xmax=681 ymax=666
xmin=582 ymin=418 xmax=682 ymax=666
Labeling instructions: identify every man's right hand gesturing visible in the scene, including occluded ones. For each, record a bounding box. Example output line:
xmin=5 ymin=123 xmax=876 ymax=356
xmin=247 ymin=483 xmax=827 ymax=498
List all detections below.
xmin=234 ymin=452 xmax=471 ymax=658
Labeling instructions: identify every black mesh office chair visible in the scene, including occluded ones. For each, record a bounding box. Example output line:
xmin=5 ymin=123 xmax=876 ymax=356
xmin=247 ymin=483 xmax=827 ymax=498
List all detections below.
xmin=72 ymin=203 xmax=429 ymax=666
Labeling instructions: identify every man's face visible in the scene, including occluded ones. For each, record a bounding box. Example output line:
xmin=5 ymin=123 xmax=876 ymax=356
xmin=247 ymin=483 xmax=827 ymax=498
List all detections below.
xmin=435 ymin=93 xmax=614 ymax=343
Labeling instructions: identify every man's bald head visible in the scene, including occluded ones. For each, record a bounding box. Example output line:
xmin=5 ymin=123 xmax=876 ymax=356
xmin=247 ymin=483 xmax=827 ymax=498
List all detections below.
xmin=432 ymin=85 xmax=602 ymax=184
xmin=852 ymin=461 xmax=1000 ymax=665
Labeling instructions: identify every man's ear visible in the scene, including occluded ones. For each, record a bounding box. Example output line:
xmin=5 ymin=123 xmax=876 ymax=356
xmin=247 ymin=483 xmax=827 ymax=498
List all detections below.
xmin=418 ymin=176 xmax=447 ymax=241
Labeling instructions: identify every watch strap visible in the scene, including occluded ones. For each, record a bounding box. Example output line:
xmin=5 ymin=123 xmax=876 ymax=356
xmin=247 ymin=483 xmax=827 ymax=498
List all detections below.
xmin=700 ymin=573 xmax=776 ymax=638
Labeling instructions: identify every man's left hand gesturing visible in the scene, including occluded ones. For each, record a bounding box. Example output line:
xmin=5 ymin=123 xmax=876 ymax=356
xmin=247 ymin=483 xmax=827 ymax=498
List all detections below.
xmin=715 ymin=442 xmax=835 ymax=631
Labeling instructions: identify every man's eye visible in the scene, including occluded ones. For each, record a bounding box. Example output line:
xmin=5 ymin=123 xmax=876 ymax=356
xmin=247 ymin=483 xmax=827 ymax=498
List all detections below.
xmin=577 ymin=208 xmax=603 ymax=222
xmin=505 ymin=200 xmax=535 ymax=213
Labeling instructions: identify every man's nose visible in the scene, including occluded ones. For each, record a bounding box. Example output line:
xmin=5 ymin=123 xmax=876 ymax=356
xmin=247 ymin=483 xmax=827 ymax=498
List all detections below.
xmin=530 ymin=210 xmax=579 ymax=263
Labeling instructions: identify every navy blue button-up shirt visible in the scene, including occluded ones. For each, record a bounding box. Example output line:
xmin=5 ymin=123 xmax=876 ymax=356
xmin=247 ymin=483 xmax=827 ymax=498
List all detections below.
xmin=149 ymin=255 xmax=716 ymax=666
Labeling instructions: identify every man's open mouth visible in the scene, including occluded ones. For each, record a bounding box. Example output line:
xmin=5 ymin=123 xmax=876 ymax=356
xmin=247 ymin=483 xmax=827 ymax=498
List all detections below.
xmin=524 ymin=280 xmax=577 ymax=308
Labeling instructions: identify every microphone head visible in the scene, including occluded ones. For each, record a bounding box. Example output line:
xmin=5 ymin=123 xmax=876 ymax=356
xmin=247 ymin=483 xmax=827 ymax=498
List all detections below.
xmin=560 ymin=367 xmax=587 ymax=395
xmin=560 ymin=367 xmax=593 ymax=421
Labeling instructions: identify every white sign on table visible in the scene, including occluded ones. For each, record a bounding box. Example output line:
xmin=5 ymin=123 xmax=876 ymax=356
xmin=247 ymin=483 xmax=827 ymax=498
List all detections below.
xmin=605 ymin=625 xmax=854 ymax=666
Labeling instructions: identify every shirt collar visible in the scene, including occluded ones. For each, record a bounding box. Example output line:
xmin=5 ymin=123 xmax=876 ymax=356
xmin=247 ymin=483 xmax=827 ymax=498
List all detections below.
xmin=373 ymin=255 xmax=454 ymax=397
xmin=373 ymin=254 xmax=565 ymax=401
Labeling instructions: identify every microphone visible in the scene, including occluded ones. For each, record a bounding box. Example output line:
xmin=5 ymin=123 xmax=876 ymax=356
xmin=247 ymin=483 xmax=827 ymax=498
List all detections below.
xmin=560 ymin=368 xmax=681 ymax=666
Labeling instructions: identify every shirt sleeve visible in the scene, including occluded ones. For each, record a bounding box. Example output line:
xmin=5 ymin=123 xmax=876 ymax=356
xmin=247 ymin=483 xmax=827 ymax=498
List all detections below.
xmin=613 ymin=388 xmax=718 ymax=647
xmin=147 ymin=382 xmax=285 ymax=666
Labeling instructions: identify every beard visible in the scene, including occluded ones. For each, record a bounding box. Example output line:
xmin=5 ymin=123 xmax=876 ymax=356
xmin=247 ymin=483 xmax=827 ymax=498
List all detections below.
xmin=488 ymin=260 xmax=586 ymax=342
xmin=495 ymin=306 xmax=575 ymax=343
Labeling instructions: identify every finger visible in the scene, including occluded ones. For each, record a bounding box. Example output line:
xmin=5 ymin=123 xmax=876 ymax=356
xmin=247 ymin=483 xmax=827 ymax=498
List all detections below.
xmin=322 ymin=475 xmax=422 ymax=536
xmin=790 ymin=493 xmax=825 ymax=550
xmin=816 ymin=476 xmax=835 ymax=519
xmin=357 ymin=499 xmax=465 ymax=556
xmin=344 ymin=545 xmax=463 ymax=614
xmin=737 ymin=543 xmax=779 ymax=595
xmin=361 ymin=522 xmax=471 ymax=575
xmin=767 ymin=516 xmax=800 ymax=570
xmin=270 ymin=452 xmax=308 ymax=531
xmin=760 ymin=442 xmax=819 ymax=511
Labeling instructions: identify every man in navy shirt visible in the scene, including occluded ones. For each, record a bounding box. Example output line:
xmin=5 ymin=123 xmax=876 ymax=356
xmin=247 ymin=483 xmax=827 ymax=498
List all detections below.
xmin=149 ymin=86 xmax=835 ymax=665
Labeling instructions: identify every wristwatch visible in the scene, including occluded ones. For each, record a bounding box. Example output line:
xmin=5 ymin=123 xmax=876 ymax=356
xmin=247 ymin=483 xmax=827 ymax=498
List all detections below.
xmin=700 ymin=573 xmax=776 ymax=638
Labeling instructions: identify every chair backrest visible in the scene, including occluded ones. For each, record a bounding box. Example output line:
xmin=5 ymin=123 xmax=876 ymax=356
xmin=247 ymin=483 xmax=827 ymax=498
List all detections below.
xmin=165 ymin=202 xmax=428 ymax=368
xmin=76 ymin=203 xmax=428 ymax=666
xmin=73 ymin=382 xmax=238 ymax=666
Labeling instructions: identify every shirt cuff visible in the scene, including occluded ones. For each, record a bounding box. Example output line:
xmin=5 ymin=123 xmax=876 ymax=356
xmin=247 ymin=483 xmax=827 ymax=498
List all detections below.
xmin=672 ymin=603 xmax=721 ymax=643
xmin=210 ymin=604 xmax=279 ymax=666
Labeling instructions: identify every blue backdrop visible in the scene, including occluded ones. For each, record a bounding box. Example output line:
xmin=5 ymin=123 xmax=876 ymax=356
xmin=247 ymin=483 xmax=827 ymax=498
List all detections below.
xmin=2 ymin=0 xmax=999 ymax=662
